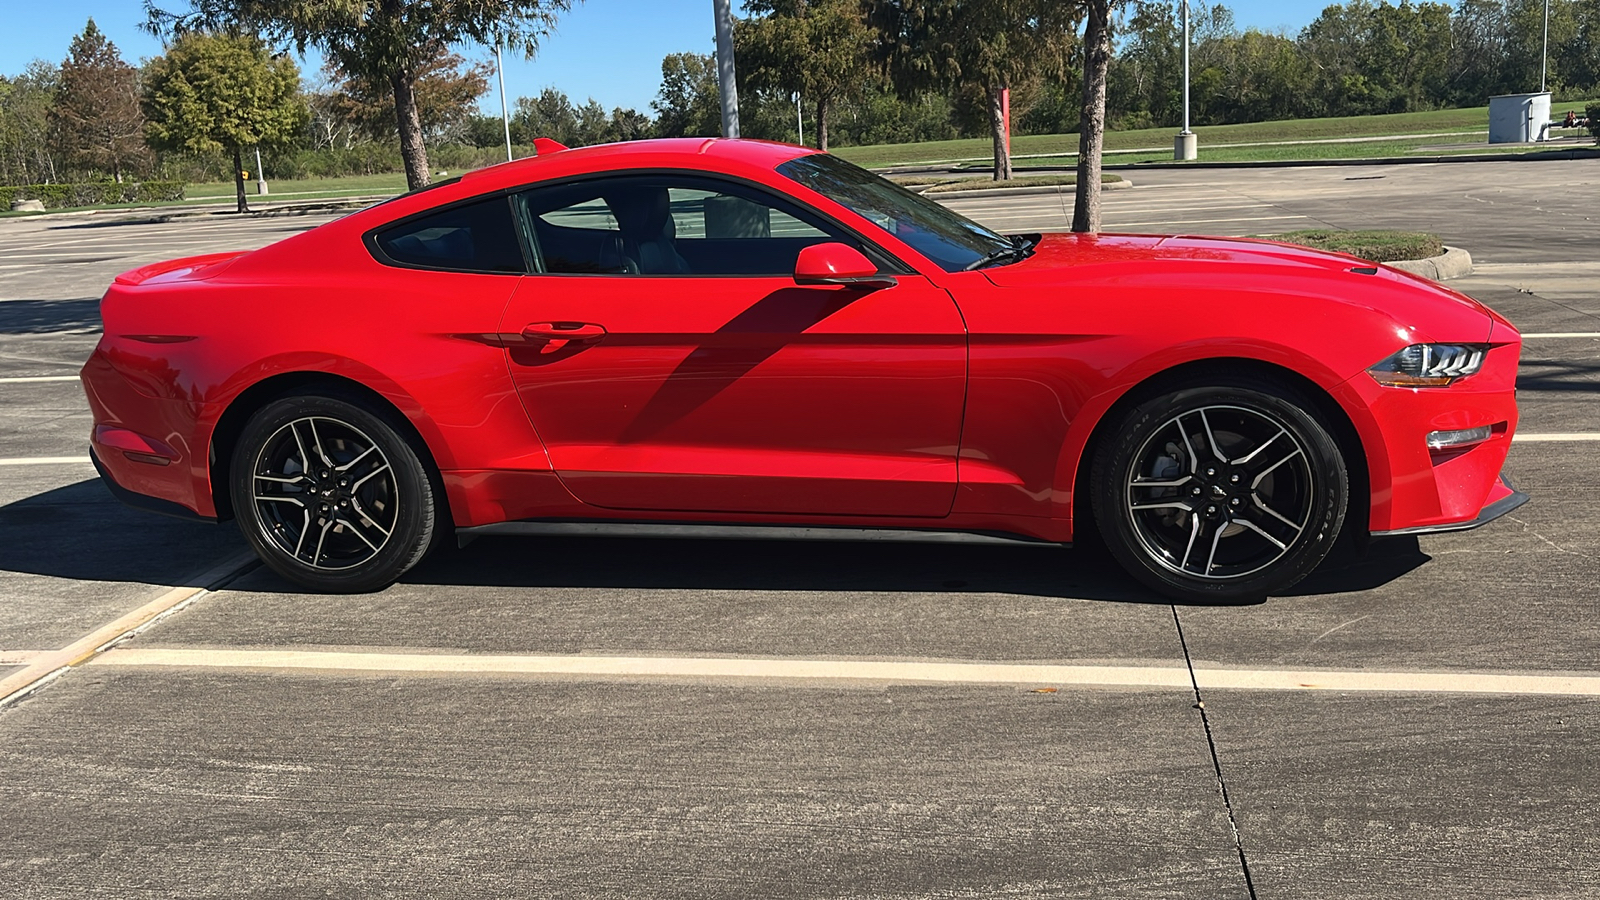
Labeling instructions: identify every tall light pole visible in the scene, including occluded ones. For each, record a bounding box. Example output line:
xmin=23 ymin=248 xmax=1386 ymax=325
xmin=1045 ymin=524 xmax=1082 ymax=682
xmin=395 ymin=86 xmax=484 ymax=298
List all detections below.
xmin=713 ymin=0 xmax=741 ymax=137
xmin=496 ymin=43 xmax=513 ymax=161
xmin=1541 ymin=0 xmax=1550 ymax=92
xmin=795 ymin=93 xmax=804 ymax=146
xmin=1174 ymin=0 xmax=1196 ymax=160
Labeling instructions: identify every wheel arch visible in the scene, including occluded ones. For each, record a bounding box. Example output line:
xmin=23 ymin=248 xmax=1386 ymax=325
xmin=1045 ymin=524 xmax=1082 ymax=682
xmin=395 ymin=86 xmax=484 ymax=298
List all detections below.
xmin=1069 ymin=357 xmax=1370 ymax=550
xmin=207 ymin=371 xmax=451 ymax=525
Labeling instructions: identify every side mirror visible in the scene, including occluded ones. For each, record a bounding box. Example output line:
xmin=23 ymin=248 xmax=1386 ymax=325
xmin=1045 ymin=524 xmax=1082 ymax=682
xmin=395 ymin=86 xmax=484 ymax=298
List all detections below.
xmin=794 ymin=242 xmax=897 ymax=289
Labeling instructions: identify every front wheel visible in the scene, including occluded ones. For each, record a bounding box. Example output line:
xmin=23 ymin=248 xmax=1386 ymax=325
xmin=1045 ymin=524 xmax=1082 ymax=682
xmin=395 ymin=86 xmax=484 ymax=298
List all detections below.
xmin=1090 ymin=380 xmax=1348 ymax=603
xmin=230 ymin=393 xmax=437 ymax=593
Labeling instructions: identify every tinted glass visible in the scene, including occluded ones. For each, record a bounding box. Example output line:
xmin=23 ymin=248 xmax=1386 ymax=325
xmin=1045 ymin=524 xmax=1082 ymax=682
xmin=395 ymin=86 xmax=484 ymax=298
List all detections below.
xmin=375 ymin=195 xmax=525 ymax=273
xmin=777 ymin=153 xmax=1012 ymax=272
xmin=519 ymin=175 xmax=853 ymax=277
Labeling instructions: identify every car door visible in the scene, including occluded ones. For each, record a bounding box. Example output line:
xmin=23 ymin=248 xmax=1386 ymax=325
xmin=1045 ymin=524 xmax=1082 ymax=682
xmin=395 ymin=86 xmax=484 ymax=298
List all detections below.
xmin=498 ymin=172 xmax=967 ymax=518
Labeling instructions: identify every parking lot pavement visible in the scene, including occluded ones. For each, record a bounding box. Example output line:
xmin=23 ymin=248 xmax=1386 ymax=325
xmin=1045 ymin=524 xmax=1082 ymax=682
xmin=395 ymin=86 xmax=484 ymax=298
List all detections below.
xmin=0 ymin=160 xmax=1597 ymax=897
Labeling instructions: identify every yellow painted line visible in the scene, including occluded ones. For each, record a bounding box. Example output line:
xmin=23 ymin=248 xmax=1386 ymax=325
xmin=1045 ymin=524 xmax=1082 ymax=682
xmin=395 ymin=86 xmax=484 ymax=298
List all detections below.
xmin=0 ymin=456 xmax=93 ymax=466
xmin=0 ymin=551 xmax=257 ymax=708
xmin=1513 ymin=433 xmax=1600 ymax=442
xmin=88 ymin=648 xmax=1600 ymax=697
xmin=0 ymin=375 xmax=79 ymax=384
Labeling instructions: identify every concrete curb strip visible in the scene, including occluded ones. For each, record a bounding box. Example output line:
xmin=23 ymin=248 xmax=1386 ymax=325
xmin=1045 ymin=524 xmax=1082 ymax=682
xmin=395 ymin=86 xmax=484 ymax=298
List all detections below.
xmin=1387 ymin=246 xmax=1473 ymax=281
xmin=924 ymin=180 xmax=1134 ymax=199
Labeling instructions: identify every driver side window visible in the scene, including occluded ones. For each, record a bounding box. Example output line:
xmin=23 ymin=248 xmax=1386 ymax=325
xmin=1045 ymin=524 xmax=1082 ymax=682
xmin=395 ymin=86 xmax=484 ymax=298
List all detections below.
xmin=518 ymin=175 xmax=861 ymax=277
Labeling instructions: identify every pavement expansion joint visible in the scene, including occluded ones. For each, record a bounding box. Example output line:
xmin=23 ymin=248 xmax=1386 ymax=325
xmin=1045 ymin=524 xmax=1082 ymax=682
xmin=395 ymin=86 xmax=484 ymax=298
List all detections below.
xmin=1172 ymin=606 xmax=1259 ymax=900
xmin=0 ymin=551 xmax=259 ymax=710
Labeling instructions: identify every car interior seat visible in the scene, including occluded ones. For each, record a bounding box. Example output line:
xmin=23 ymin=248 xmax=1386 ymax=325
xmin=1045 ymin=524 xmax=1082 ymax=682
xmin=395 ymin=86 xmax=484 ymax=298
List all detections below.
xmin=605 ymin=187 xmax=693 ymax=275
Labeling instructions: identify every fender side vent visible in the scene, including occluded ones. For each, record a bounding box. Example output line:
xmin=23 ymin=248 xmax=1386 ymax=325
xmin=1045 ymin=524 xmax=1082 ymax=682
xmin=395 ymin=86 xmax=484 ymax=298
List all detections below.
xmin=1348 ymin=265 xmax=1379 ymax=275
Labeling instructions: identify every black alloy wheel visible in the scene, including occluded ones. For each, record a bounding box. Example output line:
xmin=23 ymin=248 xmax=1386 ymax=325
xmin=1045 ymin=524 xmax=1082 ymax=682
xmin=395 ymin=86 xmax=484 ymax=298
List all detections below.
xmin=1091 ymin=379 xmax=1349 ymax=603
xmin=231 ymin=393 xmax=437 ymax=593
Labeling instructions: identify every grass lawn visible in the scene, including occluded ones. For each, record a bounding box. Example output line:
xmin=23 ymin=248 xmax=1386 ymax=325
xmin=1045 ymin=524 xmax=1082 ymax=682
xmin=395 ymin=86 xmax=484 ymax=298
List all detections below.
xmin=833 ymin=100 xmax=1596 ymax=168
xmin=183 ymin=172 xmax=409 ymax=201
xmin=1259 ymin=230 xmax=1444 ymax=262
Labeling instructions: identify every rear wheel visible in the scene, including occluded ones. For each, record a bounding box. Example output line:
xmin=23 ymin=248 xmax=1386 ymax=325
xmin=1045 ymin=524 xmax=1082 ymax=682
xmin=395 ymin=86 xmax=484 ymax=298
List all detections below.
xmin=230 ymin=394 xmax=436 ymax=593
xmin=1090 ymin=379 xmax=1348 ymax=603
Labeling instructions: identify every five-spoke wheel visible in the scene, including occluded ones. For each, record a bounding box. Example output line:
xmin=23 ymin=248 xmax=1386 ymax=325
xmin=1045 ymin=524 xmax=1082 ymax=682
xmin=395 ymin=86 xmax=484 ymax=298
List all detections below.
xmin=231 ymin=394 xmax=438 ymax=593
xmin=1092 ymin=380 xmax=1348 ymax=603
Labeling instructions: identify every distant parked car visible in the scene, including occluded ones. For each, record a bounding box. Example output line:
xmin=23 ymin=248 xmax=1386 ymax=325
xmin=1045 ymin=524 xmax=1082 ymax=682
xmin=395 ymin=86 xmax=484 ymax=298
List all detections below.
xmin=82 ymin=138 xmax=1524 ymax=602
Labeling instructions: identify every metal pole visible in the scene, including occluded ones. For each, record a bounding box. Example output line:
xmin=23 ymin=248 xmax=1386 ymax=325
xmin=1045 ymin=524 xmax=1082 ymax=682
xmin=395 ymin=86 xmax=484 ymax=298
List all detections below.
xmin=1182 ymin=0 xmax=1191 ymax=134
xmin=1541 ymin=0 xmax=1550 ymax=93
xmin=713 ymin=0 xmax=741 ymax=137
xmin=1174 ymin=0 xmax=1196 ymax=160
xmin=497 ymin=44 xmax=513 ymax=161
xmin=253 ymin=146 xmax=268 ymax=195
xmin=796 ymin=93 xmax=803 ymax=146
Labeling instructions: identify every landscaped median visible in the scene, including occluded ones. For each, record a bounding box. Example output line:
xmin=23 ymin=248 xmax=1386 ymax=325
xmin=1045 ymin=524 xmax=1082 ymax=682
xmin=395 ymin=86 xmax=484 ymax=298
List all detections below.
xmin=1258 ymin=229 xmax=1470 ymax=280
xmin=2 ymin=181 xmax=186 ymax=211
xmin=891 ymin=173 xmax=1129 ymax=195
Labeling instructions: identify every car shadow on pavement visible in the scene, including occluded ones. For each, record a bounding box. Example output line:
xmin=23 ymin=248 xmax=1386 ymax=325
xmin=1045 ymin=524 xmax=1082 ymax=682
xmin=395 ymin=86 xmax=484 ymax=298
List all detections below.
xmin=1516 ymin=358 xmax=1600 ymax=393
xmin=397 ymin=531 xmax=1430 ymax=606
xmin=0 ymin=298 xmax=102 ymax=334
xmin=0 ymin=478 xmax=244 ymax=586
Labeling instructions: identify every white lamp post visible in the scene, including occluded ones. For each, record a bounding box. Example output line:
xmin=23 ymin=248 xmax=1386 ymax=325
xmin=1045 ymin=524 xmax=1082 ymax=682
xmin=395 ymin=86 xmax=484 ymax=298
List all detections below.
xmin=496 ymin=43 xmax=513 ymax=161
xmin=1174 ymin=0 xmax=1197 ymax=160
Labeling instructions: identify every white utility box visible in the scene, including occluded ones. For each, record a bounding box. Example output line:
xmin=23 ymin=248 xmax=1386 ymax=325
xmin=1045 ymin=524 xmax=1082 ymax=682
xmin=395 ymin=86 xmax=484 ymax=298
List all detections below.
xmin=1488 ymin=92 xmax=1552 ymax=143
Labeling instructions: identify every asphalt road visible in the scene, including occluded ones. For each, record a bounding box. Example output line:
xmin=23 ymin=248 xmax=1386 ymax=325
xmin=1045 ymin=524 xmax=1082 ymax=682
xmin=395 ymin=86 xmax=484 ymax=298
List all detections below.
xmin=0 ymin=158 xmax=1596 ymax=898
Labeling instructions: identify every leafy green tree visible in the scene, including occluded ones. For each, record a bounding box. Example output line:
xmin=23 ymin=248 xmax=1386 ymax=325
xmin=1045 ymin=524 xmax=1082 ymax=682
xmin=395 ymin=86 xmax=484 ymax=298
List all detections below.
xmin=653 ymin=52 xmax=723 ymax=137
xmin=49 ymin=20 xmax=150 ymax=182
xmin=0 ymin=62 xmax=61 ymax=185
xmin=141 ymin=32 xmax=306 ymax=213
xmin=322 ymin=49 xmax=491 ymax=147
xmin=737 ymin=0 xmax=877 ymax=150
xmin=869 ymin=0 xmax=1079 ymax=179
xmin=145 ymin=0 xmax=575 ymax=190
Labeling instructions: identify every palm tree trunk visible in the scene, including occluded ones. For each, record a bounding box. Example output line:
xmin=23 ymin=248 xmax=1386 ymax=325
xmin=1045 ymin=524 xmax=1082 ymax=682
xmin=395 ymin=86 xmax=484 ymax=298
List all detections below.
xmin=1073 ymin=0 xmax=1113 ymax=233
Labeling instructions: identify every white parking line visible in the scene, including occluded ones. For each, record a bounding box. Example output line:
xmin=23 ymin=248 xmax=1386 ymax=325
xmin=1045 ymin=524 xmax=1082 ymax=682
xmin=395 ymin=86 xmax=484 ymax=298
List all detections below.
xmin=0 ymin=456 xmax=93 ymax=466
xmin=1513 ymin=433 xmax=1600 ymax=442
xmin=0 ymin=551 xmax=258 ymax=708
xmin=1521 ymin=333 xmax=1600 ymax=339
xmin=89 ymin=648 xmax=1600 ymax=697
xmin=0 ymin=375 xmax=79 ymax=383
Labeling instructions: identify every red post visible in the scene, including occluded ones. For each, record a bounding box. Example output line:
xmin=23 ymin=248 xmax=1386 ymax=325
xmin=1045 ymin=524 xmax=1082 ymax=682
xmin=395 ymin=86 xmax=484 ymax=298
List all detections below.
xmin=1002 ymin=88 xmax=1011 ymax=160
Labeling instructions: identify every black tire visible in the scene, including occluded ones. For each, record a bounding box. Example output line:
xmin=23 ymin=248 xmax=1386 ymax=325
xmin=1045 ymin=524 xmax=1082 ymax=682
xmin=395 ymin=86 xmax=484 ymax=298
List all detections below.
xmin=230 ymin=393 xmax=436 ymax=593
xmin=1090 ymin=378 xmax=1348 ymax=603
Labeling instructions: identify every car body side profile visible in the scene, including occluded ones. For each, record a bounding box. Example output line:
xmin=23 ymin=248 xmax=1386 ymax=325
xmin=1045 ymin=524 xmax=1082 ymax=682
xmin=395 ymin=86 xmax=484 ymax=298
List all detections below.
xmin=81 ymin=138 xmax=1525 ymax=602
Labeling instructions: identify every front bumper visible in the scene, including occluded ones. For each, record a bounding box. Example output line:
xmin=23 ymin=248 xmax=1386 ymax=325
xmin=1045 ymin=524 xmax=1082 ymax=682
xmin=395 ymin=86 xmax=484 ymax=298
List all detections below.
xmin=1371 ymin=473 xmax=1528 ymax=536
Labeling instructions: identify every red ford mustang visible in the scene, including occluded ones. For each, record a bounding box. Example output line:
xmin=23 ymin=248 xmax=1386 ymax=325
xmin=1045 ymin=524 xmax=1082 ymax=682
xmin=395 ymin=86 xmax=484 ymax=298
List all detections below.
xmin=81 ymin=138 xmax=1524 ymax=602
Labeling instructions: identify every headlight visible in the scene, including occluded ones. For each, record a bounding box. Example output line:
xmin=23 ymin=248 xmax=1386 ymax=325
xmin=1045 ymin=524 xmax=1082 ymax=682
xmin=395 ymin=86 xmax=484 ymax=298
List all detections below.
xmin=1367 ymin=343 xmax=1487 ymax=387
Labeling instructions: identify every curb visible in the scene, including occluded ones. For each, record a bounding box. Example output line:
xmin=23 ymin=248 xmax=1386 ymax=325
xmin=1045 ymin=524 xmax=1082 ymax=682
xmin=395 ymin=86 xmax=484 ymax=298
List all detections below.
xmin=1386 ymin=246 xmax=1473 ymax=281
xmin=921 ymin=180 xmax=1134 ymax=199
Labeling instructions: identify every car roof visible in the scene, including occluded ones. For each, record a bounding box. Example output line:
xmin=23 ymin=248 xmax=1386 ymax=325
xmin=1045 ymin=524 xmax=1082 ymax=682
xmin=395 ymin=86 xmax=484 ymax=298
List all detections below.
xmin=461 ymin=138 xmax=815 ymax=192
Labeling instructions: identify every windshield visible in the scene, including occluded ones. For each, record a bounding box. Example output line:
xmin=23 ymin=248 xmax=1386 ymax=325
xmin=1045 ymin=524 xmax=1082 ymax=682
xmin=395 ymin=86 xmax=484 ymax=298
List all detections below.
xmin=777 ymin=153 xmax=1014 ymax=272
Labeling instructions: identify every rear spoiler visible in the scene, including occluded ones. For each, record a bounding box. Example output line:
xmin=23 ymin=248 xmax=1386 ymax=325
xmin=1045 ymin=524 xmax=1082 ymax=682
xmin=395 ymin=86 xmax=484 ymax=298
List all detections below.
xmin=114 ymin=250 xmax=251 ymax=286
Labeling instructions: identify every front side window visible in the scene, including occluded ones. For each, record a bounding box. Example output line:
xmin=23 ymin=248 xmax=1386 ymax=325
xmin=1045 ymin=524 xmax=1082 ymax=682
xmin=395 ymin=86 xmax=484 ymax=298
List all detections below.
xmin=373 ymin=195 xmax=525 ymax=274
xmin=518 ymin=174 xmax=860 ymax=277
xmin=777 ymin=152 xmax=1015 ymax=272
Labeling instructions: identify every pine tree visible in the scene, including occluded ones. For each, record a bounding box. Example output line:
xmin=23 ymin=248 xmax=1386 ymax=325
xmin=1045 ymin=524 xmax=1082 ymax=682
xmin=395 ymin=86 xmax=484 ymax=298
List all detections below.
xmin=49 ymin=19 xmax=149 ymax=183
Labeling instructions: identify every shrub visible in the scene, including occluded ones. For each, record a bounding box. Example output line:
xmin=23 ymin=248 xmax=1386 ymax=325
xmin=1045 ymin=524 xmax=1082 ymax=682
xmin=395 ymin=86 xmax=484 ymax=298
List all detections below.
xmin=0 ymin=181 xmax=186 ymax=210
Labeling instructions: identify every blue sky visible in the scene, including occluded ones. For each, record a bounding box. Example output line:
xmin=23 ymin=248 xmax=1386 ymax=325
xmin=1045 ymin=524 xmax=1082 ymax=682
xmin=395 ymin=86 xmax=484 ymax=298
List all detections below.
xmin=5 ymin=0 xmax=1335 ymax=114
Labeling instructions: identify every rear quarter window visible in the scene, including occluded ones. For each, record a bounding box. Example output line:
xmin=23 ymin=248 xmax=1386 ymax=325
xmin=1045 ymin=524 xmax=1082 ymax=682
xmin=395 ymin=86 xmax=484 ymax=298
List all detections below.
xmin=372 ymin=196 xmax=526 ymax=274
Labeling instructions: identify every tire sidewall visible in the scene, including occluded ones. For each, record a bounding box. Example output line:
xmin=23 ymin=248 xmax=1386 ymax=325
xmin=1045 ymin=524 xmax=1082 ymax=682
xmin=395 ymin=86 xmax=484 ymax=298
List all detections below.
xmin=1091 ymin=382 xmax=1349 ymax=603
xmin=230 ymin=393 xmax=435 ymax=593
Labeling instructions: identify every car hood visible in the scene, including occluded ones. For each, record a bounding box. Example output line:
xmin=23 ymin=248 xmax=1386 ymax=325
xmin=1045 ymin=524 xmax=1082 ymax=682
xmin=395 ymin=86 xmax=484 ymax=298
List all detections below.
xmin=979 ymin=232 xmax=1509 ymax=341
